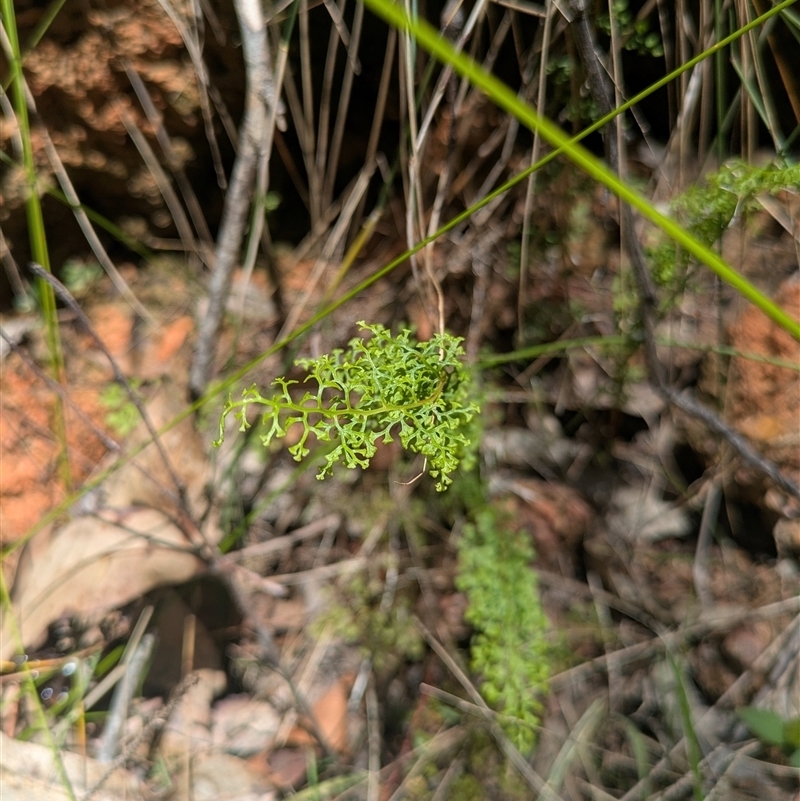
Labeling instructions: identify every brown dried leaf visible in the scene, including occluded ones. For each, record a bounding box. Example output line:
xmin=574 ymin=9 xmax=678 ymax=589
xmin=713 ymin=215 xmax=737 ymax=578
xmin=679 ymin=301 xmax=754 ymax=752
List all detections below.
xmin=2 ymin=508 xmax=204 ymax=659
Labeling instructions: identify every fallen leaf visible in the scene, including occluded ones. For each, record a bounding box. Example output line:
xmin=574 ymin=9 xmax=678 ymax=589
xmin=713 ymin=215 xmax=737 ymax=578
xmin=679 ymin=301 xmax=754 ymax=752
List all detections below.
xmin=0 ymin=730 xmax=143 ymax=800
xmin=2 ymin=509 xmax=205 ymax=660
xmin=1 ymin=380 xmax=222 ymax=659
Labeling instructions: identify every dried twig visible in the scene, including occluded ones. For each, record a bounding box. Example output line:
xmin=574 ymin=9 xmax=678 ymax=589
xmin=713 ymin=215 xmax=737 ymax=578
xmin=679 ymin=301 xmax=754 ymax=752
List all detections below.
xmin=693 ymin=477 xmax=722 ymax=609
xmin=154 ymin=0 xmax=228 ymax=186
xmin=123 ymin=61 xmax=215 ymax=250
xmin=115 ymin=101 xmax=198 ymax=259
xmin=96 ymin=633 xmax=156 ymax=763
xmin=189 ymin=0 xmax=276 ymax=397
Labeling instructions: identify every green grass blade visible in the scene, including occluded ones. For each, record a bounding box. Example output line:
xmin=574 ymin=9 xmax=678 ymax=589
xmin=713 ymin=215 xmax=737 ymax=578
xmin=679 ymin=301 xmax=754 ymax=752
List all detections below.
xmin=479 ymin=335 xmax=800 ymax=371
xmin=359 ymin=0 xmax=800 ymax=342
xmin=668 ymin=654 xmax=705 ymax=801
xmin=1 ymin=0 xmax=71 ymax=485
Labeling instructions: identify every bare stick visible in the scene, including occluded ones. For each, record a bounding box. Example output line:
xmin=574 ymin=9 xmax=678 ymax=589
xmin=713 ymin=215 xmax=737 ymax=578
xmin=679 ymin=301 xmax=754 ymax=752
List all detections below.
xmin=236 ymin=9 xmax=294 ymax=323
xmin=189 ymin=0 xmax=273 ymax=397
xmin=123 ymin=61 xmax=215 ymax=248
xmin=298 ymin=0 xmax=320 ymax=225
xmin=115 ymin=101 xmax=198 ymax=260
xmin=154 ymin=0 xmax=228 ymax=187
xmin=322 ymin=0 xmax=365 ymax=211
xmin=96 ymin=633 xmax=156 ymax=763
xmin=693 ymin=478 xmax=722 ymax=608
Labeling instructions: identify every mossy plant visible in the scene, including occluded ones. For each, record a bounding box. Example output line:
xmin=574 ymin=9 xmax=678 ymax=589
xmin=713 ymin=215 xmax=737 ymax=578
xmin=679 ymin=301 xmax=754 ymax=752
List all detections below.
xmin=313 ymin=573 xmax=424 ymax=672
xmin=649 ymin=158 xmax=800 ymax=288
xmin=215 ymin=323 xmax=479 ymax=490
xmin=456 ymin=504 xmax=550 ymax=753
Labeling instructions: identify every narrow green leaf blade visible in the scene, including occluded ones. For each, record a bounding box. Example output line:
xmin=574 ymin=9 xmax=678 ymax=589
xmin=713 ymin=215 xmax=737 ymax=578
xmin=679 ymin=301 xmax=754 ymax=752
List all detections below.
xmin=360 ymin=0 xmax=800 ymax=342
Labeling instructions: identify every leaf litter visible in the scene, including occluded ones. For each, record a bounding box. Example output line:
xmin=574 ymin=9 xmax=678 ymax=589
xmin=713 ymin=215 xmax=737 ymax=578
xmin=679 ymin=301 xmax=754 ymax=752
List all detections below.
xmin=3 ymin=227 xmax=799 ymax=801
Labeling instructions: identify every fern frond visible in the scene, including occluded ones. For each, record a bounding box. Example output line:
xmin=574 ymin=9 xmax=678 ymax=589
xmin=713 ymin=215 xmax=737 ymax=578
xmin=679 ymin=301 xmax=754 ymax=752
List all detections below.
xmin=215 ymin=323 xmax=479 ymax=490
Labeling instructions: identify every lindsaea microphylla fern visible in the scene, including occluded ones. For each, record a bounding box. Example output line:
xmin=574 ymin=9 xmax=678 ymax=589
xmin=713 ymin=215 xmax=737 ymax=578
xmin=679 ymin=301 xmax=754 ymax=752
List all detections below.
xmin=215 ymin=323 xmax=480 ymax=490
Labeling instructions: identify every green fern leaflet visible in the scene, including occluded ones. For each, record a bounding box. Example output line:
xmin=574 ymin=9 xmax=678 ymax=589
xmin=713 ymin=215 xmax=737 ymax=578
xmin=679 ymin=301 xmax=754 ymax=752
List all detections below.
xmin=215 ymin=323 xmax=479 ymax=490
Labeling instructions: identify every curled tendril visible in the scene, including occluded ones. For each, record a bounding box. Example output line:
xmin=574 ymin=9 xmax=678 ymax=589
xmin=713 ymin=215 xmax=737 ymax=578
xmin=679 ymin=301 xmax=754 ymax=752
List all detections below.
xmin=215 ymin=323 xmax=479 ymax=490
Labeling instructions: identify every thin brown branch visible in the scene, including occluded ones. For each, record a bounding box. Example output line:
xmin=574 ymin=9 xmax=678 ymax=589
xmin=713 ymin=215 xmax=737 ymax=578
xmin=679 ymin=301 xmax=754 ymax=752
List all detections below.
xmin=189 ymin=0 xmax=274 ymax=397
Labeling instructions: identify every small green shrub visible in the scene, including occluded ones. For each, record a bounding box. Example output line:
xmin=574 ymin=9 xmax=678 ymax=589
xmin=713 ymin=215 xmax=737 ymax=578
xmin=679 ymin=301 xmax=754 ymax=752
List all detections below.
xmin=215 ymin=323 xmax=480 ymax=490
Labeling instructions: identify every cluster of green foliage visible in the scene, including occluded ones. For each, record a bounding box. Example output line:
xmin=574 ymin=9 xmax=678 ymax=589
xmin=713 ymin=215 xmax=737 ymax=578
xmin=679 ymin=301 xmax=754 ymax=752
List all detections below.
xmin=314 ymin=573 xmax=424 ymax=673
xmin=215 ymin=323 xmax=479 ymax=490
xmin=738 ymin=707 xmax=800 ymax=767
xmin=597 ymin=0 xmax=664 ymax=57
xmin=98 ymin=381 xmax=142 ymax=436
xmin=649 ymin=158 xmax=800 ymax=287
xmin=612 ymin=158 xmax=800 ymax=333
xmin=455 ymin=503 xmax=550 ymax=753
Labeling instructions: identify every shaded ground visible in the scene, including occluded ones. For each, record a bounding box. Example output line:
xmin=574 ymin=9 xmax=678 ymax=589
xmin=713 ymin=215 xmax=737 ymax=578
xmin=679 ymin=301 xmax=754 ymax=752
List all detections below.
xmin=2 ymin=188 xmax=799 ymax=798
